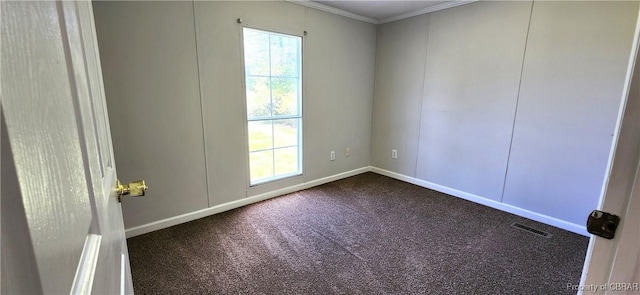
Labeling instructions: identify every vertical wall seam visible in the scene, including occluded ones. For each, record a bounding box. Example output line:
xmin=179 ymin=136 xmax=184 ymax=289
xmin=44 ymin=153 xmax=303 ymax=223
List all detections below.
xmin=304 ymin=7 xmax=308 ymax=180
xmin=369 ymin=23 xmax=381 ymax=168
xmin=192 ymin=0 xmax=211 ymax=208
xmin=500 ymin=1 xmax=535 ymax=203
xmin=413 ymin=14 xmax=431 ymax=178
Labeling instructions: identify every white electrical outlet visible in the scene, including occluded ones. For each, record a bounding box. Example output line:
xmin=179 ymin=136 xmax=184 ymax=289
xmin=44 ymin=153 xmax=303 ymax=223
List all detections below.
xmin=392 ymin=149 xmax=398 ymax=159
xmin=330 ymin=150 xmax=336 ymax=161
xmin=345 ymin=148 xmax=350 ymax=157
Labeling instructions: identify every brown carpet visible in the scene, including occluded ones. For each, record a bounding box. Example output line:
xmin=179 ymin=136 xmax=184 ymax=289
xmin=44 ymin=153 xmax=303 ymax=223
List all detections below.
xmin=127 ymin=172 xmax=588 ymax=294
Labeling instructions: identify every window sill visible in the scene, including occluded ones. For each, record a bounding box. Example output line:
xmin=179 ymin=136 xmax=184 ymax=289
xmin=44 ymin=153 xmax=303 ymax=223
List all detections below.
xmin=246 ymin=173 xmax=305 ymax=197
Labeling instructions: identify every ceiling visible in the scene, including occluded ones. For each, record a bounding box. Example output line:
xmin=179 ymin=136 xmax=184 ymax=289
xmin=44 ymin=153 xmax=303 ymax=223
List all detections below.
xmin=309 ymin=0 xmax=471 ymax=24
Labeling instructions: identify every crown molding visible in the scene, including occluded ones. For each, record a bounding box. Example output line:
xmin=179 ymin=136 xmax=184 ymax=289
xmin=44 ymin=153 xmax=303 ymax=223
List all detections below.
xmin=286 ymin=0 xmax=380 ymax=24
xmin=379 ymin=0 xmax=477 ymax=24
xmin=287 ymin=0 xmax=477 ymax=25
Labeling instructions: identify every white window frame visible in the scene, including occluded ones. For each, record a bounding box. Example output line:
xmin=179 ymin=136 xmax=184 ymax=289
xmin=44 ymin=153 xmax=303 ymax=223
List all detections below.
xmin=241 ymin=26 xmax=304 ymax=186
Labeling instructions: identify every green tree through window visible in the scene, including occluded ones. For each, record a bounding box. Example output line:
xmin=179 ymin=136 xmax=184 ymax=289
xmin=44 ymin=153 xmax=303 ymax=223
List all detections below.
xmin=243 ymin=28 xmax=302 ymax=185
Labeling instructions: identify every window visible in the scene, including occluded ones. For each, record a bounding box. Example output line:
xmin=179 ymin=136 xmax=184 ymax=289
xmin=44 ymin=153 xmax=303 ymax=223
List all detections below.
xmin=243 ymin=28 xmax=302 ymax=185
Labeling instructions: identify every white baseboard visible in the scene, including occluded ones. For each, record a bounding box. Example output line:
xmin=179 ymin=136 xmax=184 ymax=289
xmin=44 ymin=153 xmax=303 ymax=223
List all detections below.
xmin=370 ymin=166 xmax=590 ymax=236
xmin=126 ymin=165 xmax=589 ymax=238
xmin=125 ymin=167 xmax=370 ymax=238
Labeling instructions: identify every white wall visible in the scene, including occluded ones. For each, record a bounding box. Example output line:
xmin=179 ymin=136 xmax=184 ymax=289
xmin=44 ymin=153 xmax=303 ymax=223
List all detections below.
xmin=93 ymin=1 xmax=376 ymax=229
xmin=371 ymin=1 xmax=638 ymax=234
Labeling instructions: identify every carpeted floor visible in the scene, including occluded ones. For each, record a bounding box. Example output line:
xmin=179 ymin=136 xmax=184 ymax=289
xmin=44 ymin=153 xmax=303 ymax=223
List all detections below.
xmin=127 ymin=172 xmax=589 ymax=294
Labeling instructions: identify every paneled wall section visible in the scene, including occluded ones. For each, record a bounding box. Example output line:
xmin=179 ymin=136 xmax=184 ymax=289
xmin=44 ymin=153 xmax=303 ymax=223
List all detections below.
xmin=501 ymin=1 xmax=639 ymax=225
xmin=370 ymin=14 xmax=429 ymax=177
xmin=415 ymin=1 xmax=532 ymax=201
xmin=94 ymin=0 xmax=638 ymax=235
xmin=371 ymin=1 xmax=638 ymax=233
xmin=94 ymin=1 xmax=376 ymax=229
xmin=93 ymin=2 xmax=209 ymax=228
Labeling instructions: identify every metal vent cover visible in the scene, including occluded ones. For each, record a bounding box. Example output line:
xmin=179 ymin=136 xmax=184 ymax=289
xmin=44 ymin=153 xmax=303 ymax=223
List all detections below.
xmin=511 ymin=222 xmax=552 ymax=238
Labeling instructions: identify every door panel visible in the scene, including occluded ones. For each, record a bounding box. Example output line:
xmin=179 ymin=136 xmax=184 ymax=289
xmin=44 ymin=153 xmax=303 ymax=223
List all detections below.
xmin=68 ymin=1 xmax=133 ymax=294
xmin=1 ymin=1 xmax=132 ymax=293
xmin=1 ymin=113 xmax=44 ymax=294
xmin=607 ymin=161 xmax=640 ymax=288
xmin=1 ymin=1 xmax=94 ymax=292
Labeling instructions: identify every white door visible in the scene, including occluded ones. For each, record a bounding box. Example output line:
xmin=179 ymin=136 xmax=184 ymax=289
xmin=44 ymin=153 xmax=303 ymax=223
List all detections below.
xmin=2 ymin=1 xmax=136 ymax=294
xmin=579 ymin=4 xmax=640 ymax=294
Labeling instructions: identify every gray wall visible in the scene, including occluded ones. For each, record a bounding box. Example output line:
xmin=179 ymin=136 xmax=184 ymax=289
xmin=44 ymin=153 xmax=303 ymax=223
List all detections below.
xmin=370 ymin=14 xmax=429 ymax=177
xmin=93 ymin=1 xmax=376 ymax=228
xmin=415 ymin=1 xmax=532 ymax=201
xmin=95 ymin=0 xmax=637 ymax=232
xmin=501 ymin=1 xmax=639 ymax=225
xmin=371 ymin=1 xmax=638 ymax=227
xmin=94 ymin=2 xmax=209 ymax=228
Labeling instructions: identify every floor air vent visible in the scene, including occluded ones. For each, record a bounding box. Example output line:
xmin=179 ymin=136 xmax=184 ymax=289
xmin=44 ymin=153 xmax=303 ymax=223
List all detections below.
xmin=511 ymin=222 xmax=552 ymax=238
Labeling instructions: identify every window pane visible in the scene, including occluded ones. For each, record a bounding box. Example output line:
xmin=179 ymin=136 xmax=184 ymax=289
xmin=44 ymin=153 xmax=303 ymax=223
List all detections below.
xmin=272 ymin=78 xmax=299 ymax=116
xmin=246 ymin=77 xmax=271 ymax=118
xmin=243 ymin=29 xmax=269 ymax=76
xmin=273 ymin=119 xmax=298 ymax=148
xmin=250 ymin=150 xmax=273 ymax=181
xmin=248 ymin=121 xmax=273 ymax=152
xmin=270 ymin=34 xmax=300 ymax=77
xmin=275 ymin=147 xmax=299 ymax=175
xmin=244 ymin=28 xmax=302 ymax=185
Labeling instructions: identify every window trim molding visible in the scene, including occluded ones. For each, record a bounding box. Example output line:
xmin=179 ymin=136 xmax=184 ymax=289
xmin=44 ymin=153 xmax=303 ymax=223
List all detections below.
xmin=240 ymin=25 xmax=305 ymax=188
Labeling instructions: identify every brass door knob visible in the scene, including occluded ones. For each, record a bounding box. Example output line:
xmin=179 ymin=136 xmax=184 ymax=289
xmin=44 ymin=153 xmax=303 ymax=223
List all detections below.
xmin=116 ymin=179 xmax=148 ymax=202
